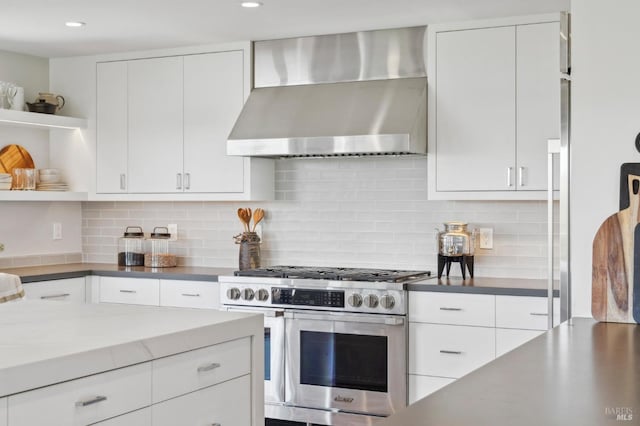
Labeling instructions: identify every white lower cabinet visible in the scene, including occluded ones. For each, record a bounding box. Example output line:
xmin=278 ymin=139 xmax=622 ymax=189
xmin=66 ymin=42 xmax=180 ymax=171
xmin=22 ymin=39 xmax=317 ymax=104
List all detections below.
xmin=7 ymin=363 xmax=151 ymax=426
xmin=495 ymin=328 xmax=545 ymax=357
xmin=495 ymin=295 xmax=560 ymax=330
xmin=92 ymin=407 xmax=152 ymax=425
xmin=23 ymin=278 xmax=86 ymax=303
xmin=152 ymin=375 xmax=251 ymax=426
xmin=99 ymin=277 xmax=160 ymax=306
xmin=408 ymin=375 xmax=455 ymax=405
xmin=0 ymin=397 xmax=6 ymax=426
xmin=159 ymin=279 xmax=219 ymax=309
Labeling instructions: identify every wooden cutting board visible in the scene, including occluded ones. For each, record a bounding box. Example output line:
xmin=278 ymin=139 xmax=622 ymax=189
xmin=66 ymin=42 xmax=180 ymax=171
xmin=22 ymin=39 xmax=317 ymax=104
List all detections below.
xmin=592 ymin=173 xmax=640 ymax=323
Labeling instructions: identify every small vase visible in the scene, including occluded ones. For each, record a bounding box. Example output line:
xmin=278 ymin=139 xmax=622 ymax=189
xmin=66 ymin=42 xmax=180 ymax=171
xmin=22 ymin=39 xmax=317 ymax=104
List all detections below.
xmin=235 ymin=232 xmax=261 ymax=270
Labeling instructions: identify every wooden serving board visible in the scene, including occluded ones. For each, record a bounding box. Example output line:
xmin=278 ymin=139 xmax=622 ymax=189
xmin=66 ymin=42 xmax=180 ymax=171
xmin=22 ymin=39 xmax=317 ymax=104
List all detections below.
xmin=592 ymin=172 xmax=640 ymax=323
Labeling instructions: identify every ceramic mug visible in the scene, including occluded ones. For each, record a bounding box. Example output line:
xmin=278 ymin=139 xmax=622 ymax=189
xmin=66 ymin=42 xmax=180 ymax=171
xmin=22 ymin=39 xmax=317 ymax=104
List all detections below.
xmin=7 ymin=87 xmax=24 ymax=111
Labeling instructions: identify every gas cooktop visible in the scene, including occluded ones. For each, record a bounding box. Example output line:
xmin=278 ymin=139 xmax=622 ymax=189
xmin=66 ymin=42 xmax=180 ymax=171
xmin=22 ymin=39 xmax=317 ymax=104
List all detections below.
xmin=233 ymin=266 xmax=431 ymax=283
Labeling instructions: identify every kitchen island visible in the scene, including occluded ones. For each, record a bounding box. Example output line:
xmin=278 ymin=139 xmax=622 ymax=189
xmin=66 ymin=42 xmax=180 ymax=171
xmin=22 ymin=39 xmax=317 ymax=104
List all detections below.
xmin=378 ymin=317 xmax=639 ymax=426
xmin=0 ymin=300 xmax=263 ymax=425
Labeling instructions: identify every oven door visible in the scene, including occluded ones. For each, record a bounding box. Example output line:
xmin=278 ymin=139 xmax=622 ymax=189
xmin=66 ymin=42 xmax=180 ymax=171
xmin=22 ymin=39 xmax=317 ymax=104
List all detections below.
xmin=285 ymin=310 xmax=406 ymax=417
xmin=226 ymin=306 xmax=285 ymax=404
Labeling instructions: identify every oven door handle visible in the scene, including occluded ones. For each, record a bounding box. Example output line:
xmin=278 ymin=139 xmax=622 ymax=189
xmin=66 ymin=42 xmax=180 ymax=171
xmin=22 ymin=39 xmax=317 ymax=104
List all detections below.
xmin=284 ymin=311 xmax=405 ymax=325
xmin=225 ymin=307 xmax=285 ymax=317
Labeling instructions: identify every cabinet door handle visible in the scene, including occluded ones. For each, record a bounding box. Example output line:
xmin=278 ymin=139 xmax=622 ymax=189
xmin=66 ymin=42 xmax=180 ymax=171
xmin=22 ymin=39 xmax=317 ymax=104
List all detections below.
xmin=210 ymin=423 xmax=221 ymax=426
xmin=181 ymin=293 xmax=201 ymax=297
xmin=518 ymin=166 xmax=525 ymax=187
xmin=439 ymin=307 xmax=462 ymax=311
xmin=507 ymin=167 xmax=513 ymax=187
xmin=119 ymin=289 xmax=137 ymax=294
xmin=176 ymin=173 xmax=183 ymax=190
xmin=184 ymin=173 xmax=191 ymax=190
xmin=530 ymin=312 xmax=548 ymax=316
xmin=197 ymin=362 xmax=221 ymax=373
xmin=40 ymin=293 xmax=70 ymax=299
xmin=440 ymin=350 xmax=463 ymax=355
xmin=75 ymin=395 xmax=107 ymax=407
xmin=120 ymin=174 xmax=126 ymax=190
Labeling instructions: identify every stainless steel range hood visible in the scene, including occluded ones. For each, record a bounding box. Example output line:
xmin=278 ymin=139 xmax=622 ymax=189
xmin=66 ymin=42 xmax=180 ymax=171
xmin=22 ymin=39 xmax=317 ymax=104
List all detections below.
xmin=227 ymin=27 xmax=427 ymax=158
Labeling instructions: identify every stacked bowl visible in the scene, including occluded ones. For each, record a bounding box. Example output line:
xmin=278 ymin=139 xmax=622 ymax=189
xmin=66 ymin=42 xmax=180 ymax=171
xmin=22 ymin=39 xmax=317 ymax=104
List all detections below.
xmin=0 ymin=173 xmax=11 ymax=190
xmin=37 ymin=169 xmax=68 ymax=191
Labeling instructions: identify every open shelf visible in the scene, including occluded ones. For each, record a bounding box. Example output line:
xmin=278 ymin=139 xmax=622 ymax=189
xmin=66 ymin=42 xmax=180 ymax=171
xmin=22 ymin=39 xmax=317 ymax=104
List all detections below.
xmin=0 ymin=109 xmax=87 ymax=130
xmin=0 ymin=191 xmax=88 ymax=201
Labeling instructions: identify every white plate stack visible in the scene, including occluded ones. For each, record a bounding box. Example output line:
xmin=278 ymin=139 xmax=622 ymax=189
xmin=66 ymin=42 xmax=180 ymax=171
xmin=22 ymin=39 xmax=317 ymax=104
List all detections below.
xmin=0 ymin=173 xmax=11 ymax=190
xmin=36 ymin=169 xmax=68 ymax=191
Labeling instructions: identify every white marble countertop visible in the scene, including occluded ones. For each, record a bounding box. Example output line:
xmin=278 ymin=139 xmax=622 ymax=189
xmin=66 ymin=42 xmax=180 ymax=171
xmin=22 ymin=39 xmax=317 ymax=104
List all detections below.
xmin=0 ymin=300 xmax=262 ymax=397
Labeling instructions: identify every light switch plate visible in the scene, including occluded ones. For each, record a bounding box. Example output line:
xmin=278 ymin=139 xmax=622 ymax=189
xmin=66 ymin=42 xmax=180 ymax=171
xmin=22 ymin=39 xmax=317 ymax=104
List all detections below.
xmin=479 ymin=228 xmax=493 ymax=249
xmin=52 ymin=223 xmax=62 ymax=240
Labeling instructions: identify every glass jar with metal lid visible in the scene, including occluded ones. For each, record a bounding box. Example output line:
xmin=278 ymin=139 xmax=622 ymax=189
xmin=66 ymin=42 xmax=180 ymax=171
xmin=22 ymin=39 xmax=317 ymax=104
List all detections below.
xmin=144 ymin=227 xmax=177 ymax=268
xmin=436 ymin=222 xmax=476 ymax=256
xmin=117 ymin=226 xmax=145 ymax=266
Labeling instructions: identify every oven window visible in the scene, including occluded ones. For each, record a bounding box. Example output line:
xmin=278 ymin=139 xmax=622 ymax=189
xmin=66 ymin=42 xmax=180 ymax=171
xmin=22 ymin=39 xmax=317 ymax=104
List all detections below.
xmin=265 ymin=328 xmax=271 ymax=381
xmin=300 ymin=331 xmax=388 ymax=392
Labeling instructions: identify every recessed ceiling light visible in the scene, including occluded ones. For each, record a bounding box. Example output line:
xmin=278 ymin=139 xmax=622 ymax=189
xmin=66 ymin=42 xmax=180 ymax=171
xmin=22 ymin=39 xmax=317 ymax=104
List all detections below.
xmin=241 ymin=1 xmax=263 ymax=8
xmin=65 ymin=21 xmax=86 ymax=28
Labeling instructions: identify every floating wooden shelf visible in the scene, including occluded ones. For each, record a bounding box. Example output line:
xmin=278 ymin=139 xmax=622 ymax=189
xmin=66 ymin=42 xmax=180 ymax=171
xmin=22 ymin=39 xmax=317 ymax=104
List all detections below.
xmin=0 ymin=191 xmax=88 ymax=201
xmin=0 ymin=109 xmax=87 ymax=130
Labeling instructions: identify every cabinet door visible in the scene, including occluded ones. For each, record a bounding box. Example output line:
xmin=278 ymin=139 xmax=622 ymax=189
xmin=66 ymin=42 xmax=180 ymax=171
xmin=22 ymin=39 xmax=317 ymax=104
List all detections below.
xmin=23 ymin=278 xmax=85 ymax=303
xmin=99 ymin=277 xmax=160 ymax=306
xmin=184 ymin=51 xmax=245 ymax=193
xmin=97 ymin=61 xmax=128 ymax=193
xmin=408 ymin=375 xmax=455 ymax=404
xmin=159 ymin=279 xmax=219 ymax=309
xmin=91 ymin=407 xmax=151 ymax=425
xmin=0 ymin=397 xmax=6 ymax=426
xmin=128 ymin=56 xmax=184 ymax=193
xmin=435 ymin=26 xmax=516 ymax=191
xmin=495 ymin=328 xmax=545 ymax=357
xmin=516 ymin=22 xmax=560 ymax=190
xmin=152 ymin=375 xmax=250 ymax=426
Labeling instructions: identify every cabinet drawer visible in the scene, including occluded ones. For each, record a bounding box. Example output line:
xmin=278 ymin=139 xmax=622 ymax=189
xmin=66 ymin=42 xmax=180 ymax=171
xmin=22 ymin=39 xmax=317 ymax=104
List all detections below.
xmin=152 ymin=337 xmax=251 ymax=403
xmin=408 ymin=375 xmax=455 ymax=405
xmin=409 ymin=292 xmax=495 ymax=326
xmin=152 ymin=374 xmax=250 ymax=426
xmin=8 ymin=363 xmax=151 ymax=426
xmin=495 ymin=295 xmax=559 ymax=330
xmin=409 ymin=323 xmax=495 ymax=378
xmin=92 ymin=407 xmax=151 ymax=425
xmin=23 ymin=278 xmax=85 ymax=303
xmin=99 ymin=277 xmax=159 ymax=306
xmin=159 ymin=280 xmax=219 ymax=309
xmin=496 ymin=328 xmax=545 ymax=358
xmin=0 ymin=397 xmax=6 ymax=426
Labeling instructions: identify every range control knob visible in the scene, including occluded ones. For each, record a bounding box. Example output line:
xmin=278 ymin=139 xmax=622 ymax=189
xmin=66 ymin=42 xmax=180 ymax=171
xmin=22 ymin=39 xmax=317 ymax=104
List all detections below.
xmin=256 ymin=289 xmax=270 ymax=302
xmin=380 ymin=294 xmax=396 ymax=310
xmin=226 ymin=287 xmax=241 ymax=300
xmin=364 ymin=294 xmax=379 ymax=309
xmin=241 ymin=288 xmax=255 ymax=301
xmin=348 ymin=293 xmax=363 ymax=308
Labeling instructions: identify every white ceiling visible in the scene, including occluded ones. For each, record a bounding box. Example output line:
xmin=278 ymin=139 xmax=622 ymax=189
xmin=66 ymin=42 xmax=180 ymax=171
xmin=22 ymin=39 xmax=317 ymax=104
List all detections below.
xmin=1 ymin=0 xmax=569 ymax=58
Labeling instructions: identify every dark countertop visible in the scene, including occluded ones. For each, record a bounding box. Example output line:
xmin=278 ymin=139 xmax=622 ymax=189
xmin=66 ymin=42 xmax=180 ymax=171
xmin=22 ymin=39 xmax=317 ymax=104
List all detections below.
xmin=407 ymin=276 xmax=560 ymax=297
xmin=377 ymin=318 xmax=639 ymax=426
xmin=1 ymin=263 xmax=236 ymax=283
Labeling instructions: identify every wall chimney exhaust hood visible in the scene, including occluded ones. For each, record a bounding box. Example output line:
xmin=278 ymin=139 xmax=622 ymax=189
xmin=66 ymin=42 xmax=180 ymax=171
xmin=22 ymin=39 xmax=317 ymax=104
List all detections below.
xmin=227 ymin=26 xmax=427 ymax=158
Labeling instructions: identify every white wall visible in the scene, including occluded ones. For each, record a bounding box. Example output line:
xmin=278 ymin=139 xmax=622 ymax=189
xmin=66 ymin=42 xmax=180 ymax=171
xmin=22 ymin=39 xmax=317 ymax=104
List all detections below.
xmin=570 ymin=0 xmax=640 ymax=317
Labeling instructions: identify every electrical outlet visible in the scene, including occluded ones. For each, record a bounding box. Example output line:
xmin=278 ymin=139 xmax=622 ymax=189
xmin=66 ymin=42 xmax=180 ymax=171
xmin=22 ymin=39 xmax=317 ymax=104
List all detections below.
xmin=168 ymin=224 xmax=178 ymax=241
xmin=53 ymin=223 xmax=62 ymax=240
xmin=0 ymin=243 xmax=4 ymax=252
xmin=479 ymin=228 xmax=493 ymax=249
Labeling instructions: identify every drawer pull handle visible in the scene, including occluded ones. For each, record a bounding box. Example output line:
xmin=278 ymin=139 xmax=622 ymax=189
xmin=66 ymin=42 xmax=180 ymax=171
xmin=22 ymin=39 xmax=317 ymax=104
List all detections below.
xmin=439 ymin=307 xmax=463 ymax=311
xmin=210 ymin=423 xmax=221 ymax=426
xmin=75 ymin=395 xmax=107 ymax=407
xmin=197 ymin=362 xmax=221 ymax=373
xmin=181 ymin=293 xmax=201 ymax=297
xmin=119 ymin=290 xmax=137 ymax=294
xmin=40 ymin=293 xmax=70 ymax=299
xmin=440 ymin=350 xmax=463 ymax=355
xmin=530 ymin=312 xmax=548 ymax=316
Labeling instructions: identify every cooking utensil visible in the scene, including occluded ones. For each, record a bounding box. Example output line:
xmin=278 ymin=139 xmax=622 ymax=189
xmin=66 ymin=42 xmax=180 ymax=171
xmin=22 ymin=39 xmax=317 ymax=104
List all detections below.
xmin=592 ymin=173 xmax=639 ymax=323
xmin=237 ymin=208 xmax=249 ymax=232
xmin=252 ymin=208 xmax=264 ymax=232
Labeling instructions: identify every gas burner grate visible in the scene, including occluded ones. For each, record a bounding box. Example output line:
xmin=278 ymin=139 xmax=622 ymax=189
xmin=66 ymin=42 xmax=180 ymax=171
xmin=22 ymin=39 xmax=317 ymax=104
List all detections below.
xmin=234 ymin=266 xmax=431 ymax=282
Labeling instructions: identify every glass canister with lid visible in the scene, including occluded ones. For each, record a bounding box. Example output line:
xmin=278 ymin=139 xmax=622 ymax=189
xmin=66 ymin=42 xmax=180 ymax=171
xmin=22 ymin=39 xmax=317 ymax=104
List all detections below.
xmin=118 ymin=226 xmax=145 ymax=266
xmin=145 ymin=227 xmax=177 ymax=268
xmin=436 ymin=222 xmax=476 ymax=256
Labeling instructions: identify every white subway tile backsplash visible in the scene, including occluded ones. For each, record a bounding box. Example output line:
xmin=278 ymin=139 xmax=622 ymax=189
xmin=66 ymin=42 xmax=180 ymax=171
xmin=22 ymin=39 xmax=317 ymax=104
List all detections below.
xmin=81 ymin=158 xmax=552 ymax=278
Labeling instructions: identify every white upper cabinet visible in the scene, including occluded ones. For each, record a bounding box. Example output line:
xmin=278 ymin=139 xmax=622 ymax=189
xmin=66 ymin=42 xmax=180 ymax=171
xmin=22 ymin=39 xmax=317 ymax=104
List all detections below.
xmin=183 ymin=51 xmax=244 ymax=193
xmin=128 ymin=56 xmax=184 ymax=193
xmin=96 ymin=61 xmax=128 ymax=193
xmin=428 ymin=14 xmax=561 ymax=200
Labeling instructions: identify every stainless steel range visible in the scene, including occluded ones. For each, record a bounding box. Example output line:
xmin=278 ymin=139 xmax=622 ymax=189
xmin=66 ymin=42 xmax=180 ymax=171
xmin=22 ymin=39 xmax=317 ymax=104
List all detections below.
xmin=218 ymin=266 xmax=431 ymax=426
